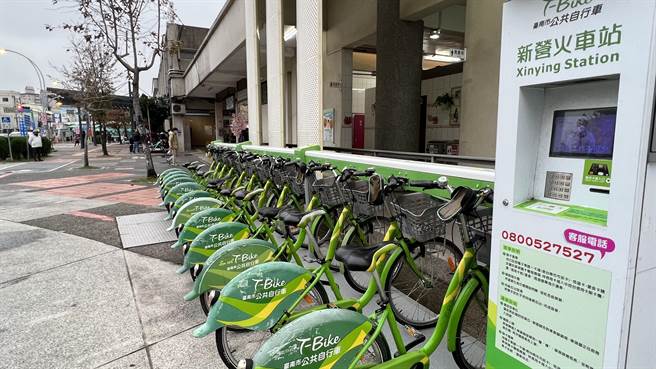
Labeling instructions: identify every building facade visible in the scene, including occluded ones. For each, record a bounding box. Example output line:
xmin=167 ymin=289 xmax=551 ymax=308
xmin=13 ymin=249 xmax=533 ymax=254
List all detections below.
xmin=155 ymin=0 xmax=503 ymax=157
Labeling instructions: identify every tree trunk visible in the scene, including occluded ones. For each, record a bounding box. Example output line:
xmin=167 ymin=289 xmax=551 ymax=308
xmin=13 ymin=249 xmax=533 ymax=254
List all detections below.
xmin=132 ymin=71 xmax=157 ymax=177
xmin=78 ymin=107 xmax=89 ymax=167
xmin=122 ymin=122 xmax=128 ymax=143
xmin=101 ymin=122 xmax=109 ymax=156
xmin=92 ymin=120 xmax=97 ymax=146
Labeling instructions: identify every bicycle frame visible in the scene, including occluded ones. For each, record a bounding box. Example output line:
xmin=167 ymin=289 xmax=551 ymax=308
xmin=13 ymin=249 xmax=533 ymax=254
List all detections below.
xmin=348 ymin=213 xmax=489 ymax=369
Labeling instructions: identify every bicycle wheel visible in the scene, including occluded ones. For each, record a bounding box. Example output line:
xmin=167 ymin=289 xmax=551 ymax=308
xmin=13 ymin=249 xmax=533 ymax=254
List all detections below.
xmin=312 ymin=210 xmax=335 ymax=251
xmin=452 ymin=280 xmax=488 ymax=369
xmin=200 ymin=289 xmax=219 ymax=316
xmin=356 ymin=333 xmax=392 ymax=365
xmin=342 ymin=216 xmax=392 ymax=293
xmin=385 ymin=236 xmax=463 ymax=329
xmin=216 ymin=283 xmax=329 ymax=369
xmin=311 ymin=210 xmax=340 ymax=270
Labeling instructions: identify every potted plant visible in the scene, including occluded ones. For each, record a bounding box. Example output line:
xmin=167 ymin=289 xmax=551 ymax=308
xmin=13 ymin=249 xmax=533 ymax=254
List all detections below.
xmin=433 ymin=92 xmax=454 ymax=110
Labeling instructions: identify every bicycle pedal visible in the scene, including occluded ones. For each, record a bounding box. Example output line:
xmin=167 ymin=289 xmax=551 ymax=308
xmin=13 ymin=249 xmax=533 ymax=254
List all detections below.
xmin=404 ymin=324 xmax=422 ymax=338
xmin=401 ymin=326 xmax=426 ymax=354
xmin=302 ymin=255 xmax=321 ymax=264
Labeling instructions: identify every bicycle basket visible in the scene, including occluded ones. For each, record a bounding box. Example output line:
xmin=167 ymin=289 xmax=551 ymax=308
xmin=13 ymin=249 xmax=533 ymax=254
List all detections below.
xmin=255 ymin=162 xmax=272 ymax=183
xmin=391 ymin=192 xmax=446 ymax=242
xmin=243 ymin=160 xmax=257 ymax=177
xmin=344 ymin=180 xmax=385 ymax=217
xmin=271 ymin=168 xmax=286 ymax=187
xmin=464 ymin=207 xmax=493 ymax=241
xmin=312 ymin=175 xmax=345 ymax=207
xmin=283 ymin=165 xmax=305 ymax=197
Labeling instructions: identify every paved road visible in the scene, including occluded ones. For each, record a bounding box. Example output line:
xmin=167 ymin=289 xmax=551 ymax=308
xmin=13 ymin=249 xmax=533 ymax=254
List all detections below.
xmin=0 ymin=144 xmax=224 ymax=369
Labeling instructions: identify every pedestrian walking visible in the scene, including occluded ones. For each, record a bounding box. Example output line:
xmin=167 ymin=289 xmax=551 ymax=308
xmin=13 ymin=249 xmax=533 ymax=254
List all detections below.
xmin=128 ymin=135 xmax=134 ymax=153
xmin=74 ymin=134 xmax=80 ymax=148
xmin=133 ymin=131 xmax=141 ymax=153
xmin=28 ymin=129 xmax=43 ymax=161
xmin=167 ymin=128 xmax=179 ymax=165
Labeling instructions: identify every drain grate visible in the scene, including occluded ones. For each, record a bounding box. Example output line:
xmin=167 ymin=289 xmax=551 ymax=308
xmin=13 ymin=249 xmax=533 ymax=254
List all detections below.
xmin=116 ymin=212 xmax=177 ymax=248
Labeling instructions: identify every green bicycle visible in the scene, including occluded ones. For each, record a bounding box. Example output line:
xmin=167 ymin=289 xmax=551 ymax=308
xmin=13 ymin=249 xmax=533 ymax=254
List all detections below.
xmin=191 ymin=175 xmax=468 ymax=369
xmin=236 ymin=176 xmax=492 ymax=369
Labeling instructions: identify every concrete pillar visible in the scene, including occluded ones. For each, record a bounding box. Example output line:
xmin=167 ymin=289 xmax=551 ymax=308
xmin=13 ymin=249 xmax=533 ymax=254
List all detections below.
xmin=171 ymin=114 xmax=188 ymax=152
xmin=245 ymin=0 xmax=262 ymax=145
xmin=459 ymin=0 xmax=503 ymax=157
xmin=265 ymin=0 xmax=285 ymax=147
xmin=296 ymin=0 xmax=323 ymax=147
xmin=214 ymin=100 xmax=224 ymax=140
xmin=374 ymin=0 xmax=423 ymax=152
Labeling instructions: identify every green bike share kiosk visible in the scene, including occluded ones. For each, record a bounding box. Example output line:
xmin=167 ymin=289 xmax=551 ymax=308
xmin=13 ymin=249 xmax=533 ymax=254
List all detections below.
xmin=488 ymin=1 xmax=656 ymax=369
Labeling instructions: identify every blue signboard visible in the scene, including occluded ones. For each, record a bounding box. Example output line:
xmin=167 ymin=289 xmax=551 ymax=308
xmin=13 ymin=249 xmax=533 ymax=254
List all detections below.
xmin=1 ymin=117 xmax=10 ymax=124
xmin=18 ymin=116 xmax=27 ymax=136
xmin=24 ymin=114 xmax=33 ymax=130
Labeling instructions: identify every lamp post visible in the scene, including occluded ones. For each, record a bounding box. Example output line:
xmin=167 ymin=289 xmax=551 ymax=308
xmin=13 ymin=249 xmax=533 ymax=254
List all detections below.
xmin=0 ymin=48 xmax=50 ymax=135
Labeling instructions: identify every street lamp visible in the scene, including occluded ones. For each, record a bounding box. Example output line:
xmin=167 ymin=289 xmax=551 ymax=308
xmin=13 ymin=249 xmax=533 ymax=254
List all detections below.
xmin=0 ymin=48 xmax=49 ymax=130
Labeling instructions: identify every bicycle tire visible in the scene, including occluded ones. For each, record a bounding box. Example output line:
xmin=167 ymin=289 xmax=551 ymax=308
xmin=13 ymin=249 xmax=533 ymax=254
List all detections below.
xmin=215 ymin=282 xmax=330 ymax=369
xmin=311 ymin=211 xmax=341 ymax=270
xmin=384 ymin=236 xmax=463 ymax=329
xmin=312 ymin=211 xmax=335 ymax=250
xmin=200 ymin=289 xmax=219 ymax=316
xmin=452 ymin=280 xmax=488 ymax=369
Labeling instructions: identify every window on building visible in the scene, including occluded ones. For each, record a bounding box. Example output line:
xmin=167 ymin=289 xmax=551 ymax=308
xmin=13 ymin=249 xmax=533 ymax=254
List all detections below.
xmin=1 ymin=98 xmax=8 ymax=102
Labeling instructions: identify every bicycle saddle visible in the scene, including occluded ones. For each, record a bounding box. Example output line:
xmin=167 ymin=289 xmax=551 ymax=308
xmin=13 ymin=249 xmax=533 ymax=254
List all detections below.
xmin=207 ymin=175 xmax=231 ymax=187
xmin=437 ymin=187 xmax=477 ymax=221
xmin=219 ymin=189 xmax=232 ymax=196
xmin=257 ymin=207 xmax=280 ymax=220
xmin=277 ymin=209 xmax=310 ymax=226
xmin=234 ymin=189 xmax=247 ymax=201
xmin=335 ymin=242 xmax=393 ymax=272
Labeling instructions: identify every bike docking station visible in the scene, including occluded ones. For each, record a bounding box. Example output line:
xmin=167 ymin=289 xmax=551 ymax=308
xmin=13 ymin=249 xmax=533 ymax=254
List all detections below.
xmin=489 ymin=1 xmax=656 ymax=369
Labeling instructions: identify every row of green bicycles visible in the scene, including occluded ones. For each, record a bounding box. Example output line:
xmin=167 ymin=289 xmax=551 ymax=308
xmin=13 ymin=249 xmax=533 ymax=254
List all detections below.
xmin=156 ymin=143 xmax=493 ymax=369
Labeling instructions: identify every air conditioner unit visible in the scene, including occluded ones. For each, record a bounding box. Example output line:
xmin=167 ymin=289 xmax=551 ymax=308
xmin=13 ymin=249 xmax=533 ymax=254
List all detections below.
xmin=171 ymin=103 xmax=186 ymax=115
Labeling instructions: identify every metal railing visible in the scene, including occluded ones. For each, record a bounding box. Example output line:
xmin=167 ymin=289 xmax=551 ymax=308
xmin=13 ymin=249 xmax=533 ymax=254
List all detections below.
xmin=323 ymin=146 xmax=495 ymax=167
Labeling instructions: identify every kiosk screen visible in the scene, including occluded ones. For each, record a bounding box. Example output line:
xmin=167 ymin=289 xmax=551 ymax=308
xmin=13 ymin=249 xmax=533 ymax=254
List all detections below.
xmin=549 ymin=107 xmax=617 ymax=158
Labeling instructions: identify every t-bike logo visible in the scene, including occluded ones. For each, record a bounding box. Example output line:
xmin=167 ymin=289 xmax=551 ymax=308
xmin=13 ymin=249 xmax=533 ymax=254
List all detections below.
xmin=543 ymin=0 xmax=597 ymax=16
xmin=296 ymin=334 xmax=341 ymax=356
xmin=206 ymin=233 xmax=234 ymax=248
xmin=232 ymin=253 xmax=258 ymax=264
xmin=253 ymin=277 xmax=286 ymax=291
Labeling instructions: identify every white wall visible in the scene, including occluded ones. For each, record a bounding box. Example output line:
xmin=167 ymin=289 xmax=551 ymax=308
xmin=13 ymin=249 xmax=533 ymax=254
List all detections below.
xmin=422 ymin=73 xmax=462 ymax=145
xmin=364 ymin=87 xmax=376 ymax=149
xmin=459 ymin=0 xmax=502 ymax=157
xmin=352 ymin=75 xmax=376 ymax=113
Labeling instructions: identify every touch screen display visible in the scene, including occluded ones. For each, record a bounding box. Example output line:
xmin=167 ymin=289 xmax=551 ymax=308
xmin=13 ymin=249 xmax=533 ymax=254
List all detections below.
xmin=550 ymin=107 xmax=616 ymax=158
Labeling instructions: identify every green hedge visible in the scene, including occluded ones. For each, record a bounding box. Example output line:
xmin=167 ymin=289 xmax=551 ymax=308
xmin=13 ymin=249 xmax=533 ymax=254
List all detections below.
xmin=0 ymin=136 xmax=53 ymax=160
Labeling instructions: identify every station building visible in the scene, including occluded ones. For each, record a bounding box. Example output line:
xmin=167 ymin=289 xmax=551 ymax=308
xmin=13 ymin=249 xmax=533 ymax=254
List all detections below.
xmin=154 ymin=0 xmax=501 ymax=158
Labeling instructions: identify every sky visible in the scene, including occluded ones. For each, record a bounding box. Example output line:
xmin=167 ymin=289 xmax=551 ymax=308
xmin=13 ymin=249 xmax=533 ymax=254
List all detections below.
xmin=0 ymin=0 xmax=225 ymax=96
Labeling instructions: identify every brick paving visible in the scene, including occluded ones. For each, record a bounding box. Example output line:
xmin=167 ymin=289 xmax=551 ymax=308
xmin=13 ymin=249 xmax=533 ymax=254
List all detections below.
xmin=44 ymin=182 xmax=145 ymax=198
xmin=98 ymin=187 xmax=161 ymax=207
xmin=13 ymin=172 xmax=134 ymax=189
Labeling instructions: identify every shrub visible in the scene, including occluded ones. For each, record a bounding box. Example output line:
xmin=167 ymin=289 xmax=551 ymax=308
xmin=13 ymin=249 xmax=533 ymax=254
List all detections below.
xmin=42 ymin=137 xmax=53 ymax=155
xmin=0 ymin=136 xmax=53 ymax=160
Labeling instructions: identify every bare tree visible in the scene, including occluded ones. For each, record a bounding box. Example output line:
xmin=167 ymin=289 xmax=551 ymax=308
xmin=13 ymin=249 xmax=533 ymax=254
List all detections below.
xmin=48 ymin=0 xmax=175 ymax=177
xmin=57 ymin=38 xmax=118 ymax=166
